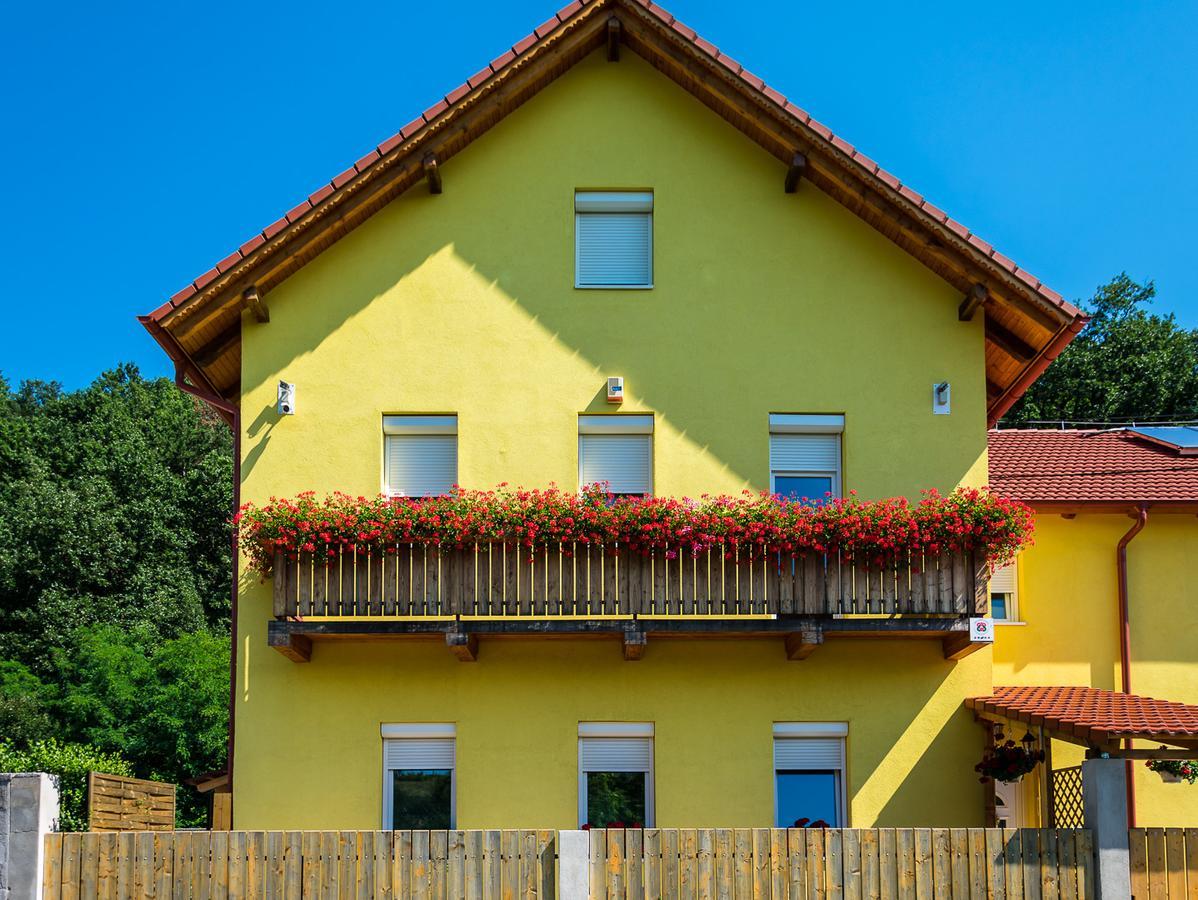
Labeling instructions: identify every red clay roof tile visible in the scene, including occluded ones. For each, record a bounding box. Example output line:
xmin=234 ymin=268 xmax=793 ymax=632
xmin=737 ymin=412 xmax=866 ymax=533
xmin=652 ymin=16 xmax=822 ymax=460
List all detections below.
xmin=308 ymin=184 xmax=335 ymax=205
xmin=966 ymin=686 xmax=1198 ymax=744
xmin=215 ymin=251 xmax=243 ymax=273
xmin=988 ymin=429 xmax=1198 ymax=504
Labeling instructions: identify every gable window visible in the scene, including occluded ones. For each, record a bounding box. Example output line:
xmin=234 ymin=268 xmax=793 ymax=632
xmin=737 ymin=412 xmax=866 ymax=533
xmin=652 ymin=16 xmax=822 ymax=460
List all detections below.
xmin=774 ymin=722 xmax=847 ymax=828
xmin=383 ymin=415 xmax=458 ymax=497
xmin=990 ymin=561 xmax=1019 ymax=623
xmin=381 ymin=723 xmax=455 ymax=829
xmin=575 ymin=191 xmax=653 ymax=288
xmin=769 ymin=414 xmax=844 ymax=502
xmin=579 ymin=415 xmax=654 ymax=496
xmin=578 ymin=722 xmax=654 ymax=828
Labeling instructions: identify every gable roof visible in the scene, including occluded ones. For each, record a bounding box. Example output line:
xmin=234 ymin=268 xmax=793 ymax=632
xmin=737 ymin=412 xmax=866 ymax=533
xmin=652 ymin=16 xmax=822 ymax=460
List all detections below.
xmin=988 ymin=428 xmax=1198 ymax=507
xmin=140 ymin=0 xmax=1086 ymax=418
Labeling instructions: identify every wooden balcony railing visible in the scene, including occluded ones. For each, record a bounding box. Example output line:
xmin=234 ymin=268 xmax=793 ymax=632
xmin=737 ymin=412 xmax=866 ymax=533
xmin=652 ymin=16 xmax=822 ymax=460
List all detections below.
xmin=272 ymin=544 xmax=987 ymax=620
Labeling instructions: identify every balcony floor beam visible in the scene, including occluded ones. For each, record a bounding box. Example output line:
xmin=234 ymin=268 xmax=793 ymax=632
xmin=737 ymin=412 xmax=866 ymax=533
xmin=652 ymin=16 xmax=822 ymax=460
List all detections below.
xmin=447 ymin=631 xmax=479 ymax=662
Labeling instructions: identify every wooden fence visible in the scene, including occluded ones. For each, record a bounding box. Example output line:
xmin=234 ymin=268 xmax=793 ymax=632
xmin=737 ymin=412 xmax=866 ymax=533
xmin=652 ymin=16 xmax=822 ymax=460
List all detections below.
xmin=1129 ymin=828 xmax=1198 ymax=899
xmin=43 ymin=827 xmax=1096 ymax=899
xmin=589 ymin=828 xmax=1092 ymax=899
xmin=273 ymin=544 xmax=988 ymax=620
xmin=86 ymin=772 xmax=175 ymax=833
xmin=43 ymin=829 xmax=554 ymax=898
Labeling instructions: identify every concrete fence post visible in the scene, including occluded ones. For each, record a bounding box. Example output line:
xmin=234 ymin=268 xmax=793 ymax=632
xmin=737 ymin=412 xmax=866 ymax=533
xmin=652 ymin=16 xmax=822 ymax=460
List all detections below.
xmin=1081 ymin=758 xmax=1131 ymax=900
xmin=0 ymin=773 xmax=60 ymax=900
xmin=558 ymin=829 xmax=590 ymax=900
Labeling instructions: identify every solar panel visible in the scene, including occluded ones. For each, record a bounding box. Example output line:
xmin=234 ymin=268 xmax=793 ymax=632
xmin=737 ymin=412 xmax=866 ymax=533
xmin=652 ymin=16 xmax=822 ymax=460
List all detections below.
xmin=1127 ymin=426 xmax=1198 ymax=449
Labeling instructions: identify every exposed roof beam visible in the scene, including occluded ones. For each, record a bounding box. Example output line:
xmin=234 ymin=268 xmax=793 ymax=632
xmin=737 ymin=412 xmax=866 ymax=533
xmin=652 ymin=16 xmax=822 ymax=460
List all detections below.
xmin=194 ymin=322 xmax=240 ymax=367
xmin=241 ymin=285 xmax=269 ymax=323
xmin=607 ymin=16 xmax=621 ymax=61
xmin=423 ymin=153 xmax=442 ymax=194
xmin=987 ymin=319 xmax=1038 ymax=363
xmin=959 ymin=283 xmax=988 ymax=321
xmin=784 ymin=152 xmax=807 ymax=193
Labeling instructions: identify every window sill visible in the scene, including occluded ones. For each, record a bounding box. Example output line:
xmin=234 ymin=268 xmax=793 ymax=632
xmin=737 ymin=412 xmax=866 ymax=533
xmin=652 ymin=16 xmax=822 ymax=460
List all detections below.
xmin=574 ymin=283 xmax=654 ymax=290
xmin=993 ymin=620 xmax=1027 ymax=627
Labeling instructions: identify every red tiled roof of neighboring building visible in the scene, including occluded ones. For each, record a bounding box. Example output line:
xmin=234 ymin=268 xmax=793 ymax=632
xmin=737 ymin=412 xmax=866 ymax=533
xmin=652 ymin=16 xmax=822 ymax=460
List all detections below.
xmin=966 ymin=686 xmax=1198 ymax=747
xmin=988 ymin=428 xmax=1198 ymax=505
xmin=147 ymin=0 xmax=1081 ymax=324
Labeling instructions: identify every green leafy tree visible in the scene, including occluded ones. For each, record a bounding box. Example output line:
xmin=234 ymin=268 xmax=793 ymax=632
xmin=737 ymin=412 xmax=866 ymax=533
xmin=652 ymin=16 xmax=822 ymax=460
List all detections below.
xmin=1004 ymin=274 xmax=1198 ymax=425
xmin=0 ymin=739 xmax=133 ymax=832
xmin=0 ymin=660 xmax=54 ymax=745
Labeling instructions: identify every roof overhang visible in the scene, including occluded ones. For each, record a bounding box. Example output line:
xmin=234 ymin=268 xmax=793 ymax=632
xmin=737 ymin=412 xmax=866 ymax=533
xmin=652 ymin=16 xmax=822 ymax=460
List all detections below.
xmin=141 ymin=0 xmax=1086 ymax=418
xmin=967 ymin=686 xmax=1198 ymax=752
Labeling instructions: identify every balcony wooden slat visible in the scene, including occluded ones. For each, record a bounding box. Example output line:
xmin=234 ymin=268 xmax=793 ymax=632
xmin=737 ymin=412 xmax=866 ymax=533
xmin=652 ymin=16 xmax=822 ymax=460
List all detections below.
xmin=269 ymin=543 xmax=986 ymax=622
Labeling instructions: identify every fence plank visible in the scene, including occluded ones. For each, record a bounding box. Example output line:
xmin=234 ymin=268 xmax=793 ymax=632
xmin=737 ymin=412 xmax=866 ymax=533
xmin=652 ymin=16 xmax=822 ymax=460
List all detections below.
xmin=1074 ymin=830 xmax=1093 ymax=900
xmin=1184 ymin=829 xmax=1198 ymax=900
xmin=826 ymin=829 xmax=844 ymax=899
xmin=896 ymin=829 xmax=915 ymax=900
xmin=689 ymin=828 xmax=708 ymax=900
xmin=968 ymin=829 xmax=986 ymax=900
xmin=982 ymin=829 xmax=1004 ymax=900
xmin=844 ymin=829 xmax=864 ymax=900
xmin=1001 ymin=830 xmax=1021 ymax=900
xmin=716 ymin=829 xmax=733 ymax=900
xmin=863 ymin=828 xmax=881 ymax=900
xmin=589 ymin=829 xmax=606 ymax=900
xmin=1147 ymin=828 xmax=1168 ymax=900
xmin=734 ymin=829 xmax=752 ymax=900
xmin=913 ymin=830 xmax=932 ymax=900
xmin=879 ymin=829 xmax=897 ymax=900
xmin=1165 ymin=828 xmax=1186 ymax=900
xmin=807 ymin=829 xmax=826 ymax=900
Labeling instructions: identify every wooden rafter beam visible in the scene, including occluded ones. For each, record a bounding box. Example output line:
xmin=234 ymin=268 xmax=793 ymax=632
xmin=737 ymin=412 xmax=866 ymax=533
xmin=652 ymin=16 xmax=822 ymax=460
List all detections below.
xmin=607 ymin=17 xmax=621 ymax=61
xmin=423 ymin=154 xmax=442 ymax=194
xmin=241 ymin=285 xmax=269 ymax=323
xmin=959 ymin=283 xmax=988 ymax=321
xmin=987 ymin=319 xmax=1038 ymax=363
xmin=194 ymin=322 xmax=240 ymax=367
xmin=784 ymin=152 xmax=807 ymax=194
xmin=270 ymin=632 xmax=311 ymax=663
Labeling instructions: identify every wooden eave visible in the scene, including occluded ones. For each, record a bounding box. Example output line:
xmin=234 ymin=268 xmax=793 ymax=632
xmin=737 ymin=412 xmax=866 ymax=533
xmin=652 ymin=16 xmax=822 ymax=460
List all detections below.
xmin=143 ymin=0 xmax=1084 ymax=420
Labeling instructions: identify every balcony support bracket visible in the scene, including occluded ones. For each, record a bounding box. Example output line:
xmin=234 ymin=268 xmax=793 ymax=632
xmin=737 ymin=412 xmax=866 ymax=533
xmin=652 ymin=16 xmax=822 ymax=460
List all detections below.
xmin=622 ymin=627 xmax=647 ymax=661
xmin=784 ymin=628 xmax=823 ymax=660
xmin=447 ymin=630 xmax=479 ymax=662
xmin=270 ymin=630 xmax=311 ymax=663
xmin=943 ymin=631 xmax=986 ymax=660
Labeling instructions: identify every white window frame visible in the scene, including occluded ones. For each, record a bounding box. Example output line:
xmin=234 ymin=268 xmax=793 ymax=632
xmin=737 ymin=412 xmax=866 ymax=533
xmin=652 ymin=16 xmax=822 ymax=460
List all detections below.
xmin=578 ymin=415 xmax=655 ymax=496
xmin=772 ymin=722 xmax=848 ymax=828
xmin=380 ymin=723 xmax=456 ymax=829
xmin=989 ymin=560 xmax=1021 ymax=624
xmin=574 ymin=191 xmax=654 ymax=289
xmin=382 ymin=415 xmax=458 ymax=498
xmin=768 ymin=414 xmax=844 ymax=499
xmin=578 ymin=722 xmax=655 ymax=828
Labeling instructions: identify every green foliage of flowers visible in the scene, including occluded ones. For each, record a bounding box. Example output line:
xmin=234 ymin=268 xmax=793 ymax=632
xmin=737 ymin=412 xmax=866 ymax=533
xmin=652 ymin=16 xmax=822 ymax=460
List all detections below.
xmin=1146 ymin=757 xmax=1198 ymax=784
xmin=238 ymin=484 xmax=1035 ymax=576
xmin=0 ymin=739 xmax=133 ymax=832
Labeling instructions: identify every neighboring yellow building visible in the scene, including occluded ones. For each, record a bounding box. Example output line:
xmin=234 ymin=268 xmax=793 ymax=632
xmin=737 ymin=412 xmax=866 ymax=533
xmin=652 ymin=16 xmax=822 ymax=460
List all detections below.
xmin=139 ymin=0 xmax=1196 ymax=833
xmin=989 ymin=428 xmax=1198 ymax=828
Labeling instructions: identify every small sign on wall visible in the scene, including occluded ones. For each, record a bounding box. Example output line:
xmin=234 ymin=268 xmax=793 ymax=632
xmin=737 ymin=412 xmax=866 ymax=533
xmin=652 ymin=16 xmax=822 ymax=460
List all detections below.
xmin=969 ymin=617 xmax=995 ymax=643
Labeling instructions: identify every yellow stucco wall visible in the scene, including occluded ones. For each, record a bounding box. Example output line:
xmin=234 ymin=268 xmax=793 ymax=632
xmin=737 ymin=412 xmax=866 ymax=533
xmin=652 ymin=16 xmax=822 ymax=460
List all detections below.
xmin=233 ymin=49 xmax=994 ymax=829
xmin=993 ymin=513 xmax=1198 ymax=826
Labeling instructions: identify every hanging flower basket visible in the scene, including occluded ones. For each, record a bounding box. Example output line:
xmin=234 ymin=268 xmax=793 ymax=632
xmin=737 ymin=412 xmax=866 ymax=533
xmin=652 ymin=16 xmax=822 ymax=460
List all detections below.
xmin=1146 ymin=758 xmax=1197 ymax=784
xmin=975 ymin=739 xmax=1044 ymax=784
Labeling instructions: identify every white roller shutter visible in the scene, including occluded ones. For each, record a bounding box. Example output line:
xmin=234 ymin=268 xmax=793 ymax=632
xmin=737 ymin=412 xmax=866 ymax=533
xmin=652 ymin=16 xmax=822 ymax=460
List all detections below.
xmin=579 ymin=738 xmax=653 ymax=772
xmin=579 ymin=434 xmax=652 ymax=494
xmin=769 ymin=433 xmax=840 ymax=472
xmin=575 ymin=192 xmax=653 ymax=288
xmin=384 ymin=738 xmax=455 ymax=771
xmin=773 ymin=737 xmax=845 ymax=771
xmin=990 ymin=562 xmax=1016 ymax=593
xmin=385 ymin=435 xmax=457 ymax=497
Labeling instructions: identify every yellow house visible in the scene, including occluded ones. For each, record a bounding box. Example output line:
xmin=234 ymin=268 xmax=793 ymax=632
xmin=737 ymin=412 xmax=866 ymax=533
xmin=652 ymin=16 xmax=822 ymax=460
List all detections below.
xmin=988 ymin=427 xmax=1198 ymax=828
xmin=138 ymin=0 xmax=1198 ymax=832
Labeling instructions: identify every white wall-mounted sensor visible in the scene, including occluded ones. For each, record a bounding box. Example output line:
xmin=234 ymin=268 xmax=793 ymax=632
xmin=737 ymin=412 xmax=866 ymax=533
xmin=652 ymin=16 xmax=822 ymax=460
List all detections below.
xmin=933 ymin=382 xmax=951 ymax=415
xmin=277 ymin=381 xmax=296 ymax=416
xmin=606 ymin=377 xmax=624 ymax=404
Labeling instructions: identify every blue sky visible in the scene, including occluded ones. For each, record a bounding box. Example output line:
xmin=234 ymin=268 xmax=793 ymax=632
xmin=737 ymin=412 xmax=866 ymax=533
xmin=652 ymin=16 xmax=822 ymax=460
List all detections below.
xmin=2 ymin=0 xmax=1196 ymax=389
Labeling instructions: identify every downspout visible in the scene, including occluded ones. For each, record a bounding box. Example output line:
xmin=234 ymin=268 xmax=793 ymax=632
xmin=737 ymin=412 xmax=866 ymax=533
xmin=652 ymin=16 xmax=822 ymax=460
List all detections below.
xmin=1116 ymin=504 xmax=1149 ymax=827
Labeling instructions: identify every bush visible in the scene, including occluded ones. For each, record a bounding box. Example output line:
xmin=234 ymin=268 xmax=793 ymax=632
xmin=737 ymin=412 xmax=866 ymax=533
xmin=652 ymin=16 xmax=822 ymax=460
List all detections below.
xmin=0 ymin=739 xmax=133 ymax=831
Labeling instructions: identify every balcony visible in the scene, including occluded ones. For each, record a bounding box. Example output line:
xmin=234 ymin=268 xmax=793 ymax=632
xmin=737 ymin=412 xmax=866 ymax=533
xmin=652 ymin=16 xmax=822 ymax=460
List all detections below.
xmin=267 ymin=543 xmax=989 ymax=663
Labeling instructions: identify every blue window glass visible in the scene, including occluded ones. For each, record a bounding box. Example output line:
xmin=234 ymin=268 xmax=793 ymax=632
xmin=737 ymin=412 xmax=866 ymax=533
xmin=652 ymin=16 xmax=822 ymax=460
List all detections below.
xmin=391 ymin=769 xmax=452 ymax=829
xmin=990 ymin=593 xmax=1009 ymax=621
xmin=775 ymin=771 xmax=840 ymax=827
xmin=773 ymin=475 xmax=834 ymax=503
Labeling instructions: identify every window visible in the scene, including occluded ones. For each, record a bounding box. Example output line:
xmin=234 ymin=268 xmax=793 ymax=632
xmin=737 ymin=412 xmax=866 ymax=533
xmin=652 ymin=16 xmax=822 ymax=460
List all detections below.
xmin=989 ymin=561 xmax=1019 ymax=623
xmin=381 ymin=723 xmax=455 ymax=829
xmin=769 ymin=414 xmax=844 ymax=502
xmin=383 ymin=415 xmax=458 ymax=497
xmin=774 ymin=723 xmax=847 ymax=828
xmin=578 ymin=723 xmax=654 ymax=828
xmin=575 ymin=191 xmax=653 ymax=288
xmin=579 ymin=415 xmax=654 ymax=496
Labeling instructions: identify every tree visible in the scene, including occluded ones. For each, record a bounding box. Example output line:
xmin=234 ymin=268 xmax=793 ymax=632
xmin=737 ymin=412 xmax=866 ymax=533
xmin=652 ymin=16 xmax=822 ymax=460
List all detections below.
xmin=1004 ymin=274 xmax=1198 ymax=425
